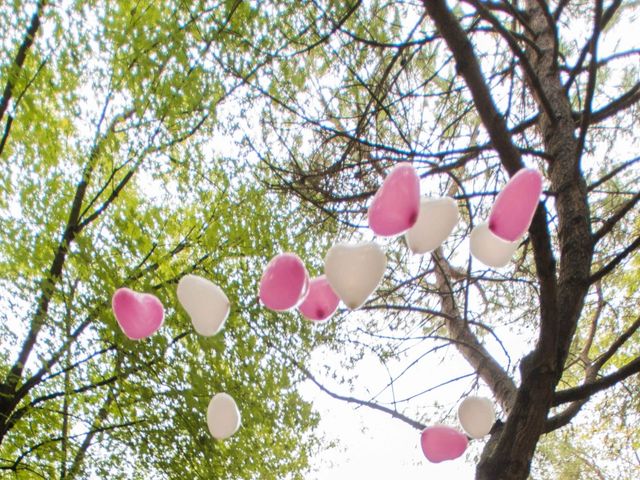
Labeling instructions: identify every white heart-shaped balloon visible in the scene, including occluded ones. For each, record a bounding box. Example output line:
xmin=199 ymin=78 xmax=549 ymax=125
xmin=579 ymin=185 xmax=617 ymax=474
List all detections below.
xmin=207 ymin=393 xmax=241 ymax=440
xmin=405 ymin=197 xmax=459 ymax=254
xmin=324 ymin=242 xmax=387 ymax=310
xmin=457 ymin=396 xmax=495 ymax=439
xmin=177 ymin=274 xmax=230 ymax=336
xmin=470 ymin=222 xmax=519 ymax=268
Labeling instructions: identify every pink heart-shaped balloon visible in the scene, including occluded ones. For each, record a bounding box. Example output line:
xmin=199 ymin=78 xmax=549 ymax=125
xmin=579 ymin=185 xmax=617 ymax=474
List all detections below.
xmin=298 ymin=275 xmax=340 ymax=322
xmin=489 ymin=168 xmax=543 ymax=242
xmin=420 ymin=425 xmax=468 ymax=463
xmin=112 ymin=288 xmax=164 ymax=340
xmin=368 ymin=163 xmax=421 ymax=237
xmin=259 ymin=253 xmax=309 ymax=311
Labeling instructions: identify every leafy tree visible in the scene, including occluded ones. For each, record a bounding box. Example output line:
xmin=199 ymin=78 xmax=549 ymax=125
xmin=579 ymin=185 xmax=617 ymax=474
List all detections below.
xmin=0 ymin=1 xmax=331 ymax=478
xmin=237 ymin=1 xmax=640 ymax=479
xmin=2 ymin=1 xmax=639 ymax=479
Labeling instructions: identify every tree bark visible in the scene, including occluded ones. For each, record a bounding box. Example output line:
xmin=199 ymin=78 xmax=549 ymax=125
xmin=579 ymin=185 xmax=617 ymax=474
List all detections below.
xmin=420 ymin=1 xmax=594 ymax=479
xmin=432 ymin=250 xmax=517 ymax=414
xmin=475 ymin=2 xmax=593 ymax=479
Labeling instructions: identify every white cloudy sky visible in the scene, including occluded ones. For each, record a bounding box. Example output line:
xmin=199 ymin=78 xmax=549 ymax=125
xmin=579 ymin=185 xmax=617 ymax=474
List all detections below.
xmin=297 ymin=344 xmax=484 ymax=479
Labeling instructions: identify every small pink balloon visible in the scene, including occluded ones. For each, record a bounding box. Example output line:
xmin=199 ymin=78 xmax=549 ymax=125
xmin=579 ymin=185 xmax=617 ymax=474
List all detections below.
xmin=259 ymin=253 xmax=309 ymax=311
xmin=489 ymin=168 xmax=543 ymax=242
xmin=112 ymin=288 xmax=164 ymax=340
xmin=298 ymin=275 xmax=340 ymax=322
xmin=368 ymin=163 xmax=421 ymax=237
xmin=420 ymin=425 xmax=468 ymax=463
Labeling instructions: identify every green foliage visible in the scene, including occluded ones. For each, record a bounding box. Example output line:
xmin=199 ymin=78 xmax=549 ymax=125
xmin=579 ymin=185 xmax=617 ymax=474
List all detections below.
xmin=0 ymin=1 xmax=335 ymax=478
xmin=2 ymin=1 xmax=639 ymax=479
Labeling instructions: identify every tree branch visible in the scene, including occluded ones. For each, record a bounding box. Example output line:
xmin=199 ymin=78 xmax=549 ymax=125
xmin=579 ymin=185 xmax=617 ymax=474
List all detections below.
xmin=589 ymin=81 xmax=640 ymax=124
xmin=592 ymin=191 xmax=640 ymax=243
xmin=564 ymin=0 xmax=624 ymax=92
xmin=592 ymin=316 xmax=640 ymax=371
xmin=576 ymin=0 xmax=603 ymax=163
xmin=422 ymin=0 xmax=525 ymax=175
xmin=589 ymin=156 xmax=640 ymax=192
xmin=589 ymin=234 xmax=640 ymax=284
xmin=0 ymin=115 xmax=14 ymax=159
xmin=1 ymin=97 xmax=113 ymax=395
xmin=544 ymin=398 xmax=589 ymax=432
xmin=420 ymin=2 xmax=560 ymax=373
xmin=297 ymin=359 xmax=427 ymax=431
xmin=65 ymin=394 xmax=116 ymax=480
xmin=6 ymin=331 xmax=189 ymax=438
xmin=553 ymin=355 xmax=640 ymax=406
xmin=432 ymin=249 xmax=518 ymax=413
xmin=0 ymin=0 xmax=46 ymax=127
xmin=549 ymin=314 xmax=640 ymax=431
xmin=463 ymin=0 xmax=556 ymax=120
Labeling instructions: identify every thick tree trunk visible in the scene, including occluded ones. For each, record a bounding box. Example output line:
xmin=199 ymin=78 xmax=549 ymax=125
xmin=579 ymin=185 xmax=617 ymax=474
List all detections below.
xmin=420 ymin=1 xmax=594 ymax=478
xmin=475 ymin=3 xmax=593 ymax=480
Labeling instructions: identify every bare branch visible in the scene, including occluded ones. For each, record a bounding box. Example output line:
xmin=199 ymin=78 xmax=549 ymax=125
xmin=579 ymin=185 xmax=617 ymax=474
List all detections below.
xmin=589 ymin=81 xmax=640 ymax=124
xmin=544 ymin=398 xmax=589 ymax=432
xmin=553 ymin=0 xmax=571 ymax=20
xmin=65 ymin=394 xmax=117 ymax=480
xmin=576 ymin=0 xmax=604 ymax=163
xmin=564 ymin=0 xmax=624 ymax=92
xmin=432 ymin=249 xmax=518 ymax=413
xmin=463 ymin=0 xmax=556 ymax=120
xmin=589 ymin=234 xmax=640 ymax=284
xmin=592 ymin=316 xmax=640 ymax=371
xmin=553 ymin=355 xmax=640 ymax=406
xmin=589 ymin=156 xmax=640 ymax=192
xmin=549 ymin=314 xmax=640 ymax=433
xmin=592 ymin=192 xmax=640 ymax=243
xmin=422 ymin=0 xmax=526 ymax=175
xmin=298 ymin=360 xmax=427 ymax=431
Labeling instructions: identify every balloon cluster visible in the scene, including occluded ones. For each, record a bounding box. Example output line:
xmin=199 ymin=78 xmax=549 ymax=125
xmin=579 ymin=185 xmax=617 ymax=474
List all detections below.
xmin=254 ymin=163 xmax=540 ymax=463
xmin=421 ymin=396 xmax=496 ymax=463
xmin=112 ymin=275 xmax=240 ymax=441
xmin=109 ymin=162 xmax=542 ymax=450
xmin=258 ymin=163 xmax=542 ymax=321
xmin=471 ymin=169 xmax=543 ymax=267
xmin=258 ymin=163 xmax=462 ymax=321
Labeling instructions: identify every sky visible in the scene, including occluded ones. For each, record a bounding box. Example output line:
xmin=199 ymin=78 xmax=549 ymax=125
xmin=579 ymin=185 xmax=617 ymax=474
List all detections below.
xmin=300 ymin=382 xmax=477 ymax=479
xmin=297 ymin=343 xmax=484 ymax=479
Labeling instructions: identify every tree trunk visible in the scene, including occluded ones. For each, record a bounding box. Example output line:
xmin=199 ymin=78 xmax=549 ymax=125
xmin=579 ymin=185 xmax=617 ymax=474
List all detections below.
xmin=475 ymin=2 xmax=593 ymax=479
xmin=417 ymin=0 xmax=595 ymax=478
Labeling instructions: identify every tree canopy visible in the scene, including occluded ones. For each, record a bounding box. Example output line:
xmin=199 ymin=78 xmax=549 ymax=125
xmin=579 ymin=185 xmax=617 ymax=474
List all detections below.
xmin=238 ymin=0 xmax=640 ymax=478
xmin=0 ymin=1 xmax=333 ymax=478
xmin=1 ymin=1 xmax=639 ymax=480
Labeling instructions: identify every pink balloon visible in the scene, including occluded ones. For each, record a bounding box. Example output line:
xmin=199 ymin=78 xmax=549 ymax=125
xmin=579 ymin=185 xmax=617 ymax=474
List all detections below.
xmin=259 ymin=253 xmax=309 ymax=311
xmin=368 ymin=163 xmax=421 ymax=237
xmin=298 ymin=275 xmax=340 ymax=322
xmin=112 ymin=288 xmax=164 ymax=340
xmin=420 ymin=425 xmax=468 ymax=463
xmin=489 ymin=168 xmax=543 ymax=242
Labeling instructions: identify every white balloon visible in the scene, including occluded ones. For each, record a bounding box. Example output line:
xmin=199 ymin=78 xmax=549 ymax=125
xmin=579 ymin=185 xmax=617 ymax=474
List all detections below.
xmin=324 ymin=242 xmax=387 ymax=310
xmin=469 ymin=222 xmax=519 ymax=268
xmin=207 ymin=393 xmax=241 ymax=440
xmin=405 ymin=197 xmax=459 ymax=254
xmin=457 ymin=396 xmax=496 ymax=439
xmin=177 ymin=274 xmax=230 ymax=336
